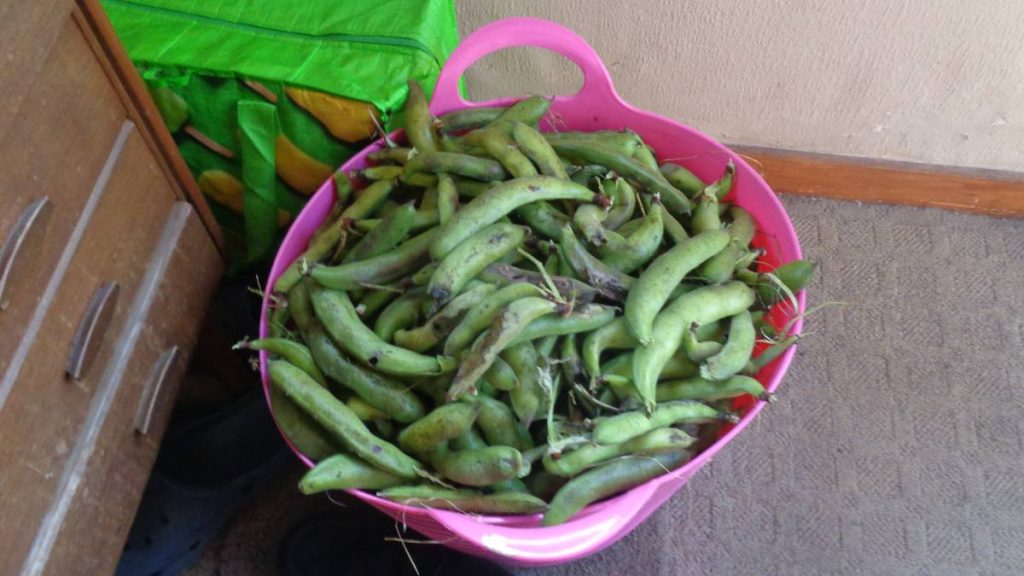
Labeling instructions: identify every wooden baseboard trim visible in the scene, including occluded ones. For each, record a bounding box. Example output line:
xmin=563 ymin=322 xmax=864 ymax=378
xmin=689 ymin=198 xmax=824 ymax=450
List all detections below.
xmin=730 ymin=145 xmax=1024 ymax=218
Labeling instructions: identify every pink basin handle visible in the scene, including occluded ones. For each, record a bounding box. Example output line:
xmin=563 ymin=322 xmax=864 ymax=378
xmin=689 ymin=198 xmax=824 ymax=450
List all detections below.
xmin=430 ymin=17 xmax=619 ymax=115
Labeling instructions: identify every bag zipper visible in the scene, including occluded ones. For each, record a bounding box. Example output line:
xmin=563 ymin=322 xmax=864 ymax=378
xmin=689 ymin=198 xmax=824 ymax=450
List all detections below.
xmin=104 ymin=0 xmax=441 ymax=68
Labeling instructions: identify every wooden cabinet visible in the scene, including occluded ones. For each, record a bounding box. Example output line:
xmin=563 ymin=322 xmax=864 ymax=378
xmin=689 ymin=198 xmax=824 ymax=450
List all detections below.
xmin=0 ymin=1 xmax=223 ymax=574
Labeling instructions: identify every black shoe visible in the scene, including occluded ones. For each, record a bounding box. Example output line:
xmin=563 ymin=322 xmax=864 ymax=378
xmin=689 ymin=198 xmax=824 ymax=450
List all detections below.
xmin=116 ymin=389 xmax=294 ymax=576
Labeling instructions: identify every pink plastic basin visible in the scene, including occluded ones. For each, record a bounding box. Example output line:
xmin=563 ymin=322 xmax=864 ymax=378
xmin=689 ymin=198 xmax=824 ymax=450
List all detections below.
xmin=259 ymin=17 xmax=805 ymax=567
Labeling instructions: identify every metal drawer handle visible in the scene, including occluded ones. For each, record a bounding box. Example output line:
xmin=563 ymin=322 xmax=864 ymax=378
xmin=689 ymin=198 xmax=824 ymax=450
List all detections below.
xmin=134 ymin=346 xmax=180 ymax=435
xmin=66 ymin=282 xmax=119 ymax=380
xmin=0 ymin=197 xmax=51 ymax=309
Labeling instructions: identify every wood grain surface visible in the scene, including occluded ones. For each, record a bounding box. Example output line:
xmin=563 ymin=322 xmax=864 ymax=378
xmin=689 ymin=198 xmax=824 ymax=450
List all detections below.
xmin=733 ymin=145 xmax=1024 ymax=218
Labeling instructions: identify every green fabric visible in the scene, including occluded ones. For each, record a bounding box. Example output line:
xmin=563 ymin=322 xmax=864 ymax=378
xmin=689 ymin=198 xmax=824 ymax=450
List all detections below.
xmin=101 ymin=0 xmax=459 ymax=271
xmin=239 ymin=101 xmax=279 ymax=266
xmin=102 ymin=0 xmax=457 ymax=115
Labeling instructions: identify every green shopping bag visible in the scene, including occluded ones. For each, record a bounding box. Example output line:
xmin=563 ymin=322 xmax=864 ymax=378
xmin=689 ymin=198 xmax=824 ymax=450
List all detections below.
xmin=102 ymin=0 xmax=459 ymax=271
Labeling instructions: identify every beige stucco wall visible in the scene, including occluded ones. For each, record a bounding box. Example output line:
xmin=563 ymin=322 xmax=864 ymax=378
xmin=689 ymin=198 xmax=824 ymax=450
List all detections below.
xmin=455 ymin=1 xmax=1024 ymax=172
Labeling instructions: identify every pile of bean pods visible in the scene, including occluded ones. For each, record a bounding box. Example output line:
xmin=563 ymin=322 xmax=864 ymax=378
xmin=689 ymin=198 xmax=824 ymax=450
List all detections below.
xmin=247 ymin=80 xmax=815 ymax=526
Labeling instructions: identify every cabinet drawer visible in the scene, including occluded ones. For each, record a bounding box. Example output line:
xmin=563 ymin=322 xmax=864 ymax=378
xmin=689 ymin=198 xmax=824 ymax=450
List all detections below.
xmin=0 ymin=0 xmax=75 ymax=141
xmin=0 ymin=123 xmax=177 ymax=574
xmin=0 ymin=15 xmax=128 ymax=377
xmin=36 ymin=203 xmax=221 ymax=576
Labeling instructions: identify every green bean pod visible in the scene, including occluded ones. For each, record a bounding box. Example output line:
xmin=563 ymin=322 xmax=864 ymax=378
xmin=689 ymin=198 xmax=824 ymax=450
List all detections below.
xmin=504 ymin=341 xmax=545 ymax=427
xmin=543 ymin=252 xmax=560 ymax=276
xmin=495 ymin=95 xmax=551 ymax=125
xmin=268 ymin=302 xmax=291 ymax=338
xmin=402 ymin=173 xmax=439 ymax=188
xmin=404 ymin=79 xmax=439 ymax=153
xmin=269 ymin=360 xmax=422 ymax=478
xmin=237 ymin=337 xmax=325 ymax=386
xmin=659 ymin=163 xmax=706 ymax=198
xmin=483 ymin=355 xmax=519 ymax=391
xmin=559 ymin=224 xmax=635 ymax=302
xmin=551 ymin=142 xmax=693 ymax=216
xmin=599 ymin=351 xmax=634 ymax=380
xmin=512 ymin=122 xmax=568 ymax=179
xmin=361 ymin=165 xmax=403 ymax=181
xmin=428 ymin=222 xmax=526 ymax=303
xmin=690 ymin=189 xmax=721 ymax=235
xmin=514 ymin=201 xmax=571 ymax=240
xmin=304 ymin=325 xmax=426 ymax=423
xmin=592 ymin=400 xmax=728 ymax=445
xmin=419 ymin=183 xmax=439 ymax=210
xmin=433 ymin=445 xmax=527 ymax=486
xmin=393 ymin=282 xmax=496 ymax=352
xmin=657 ymin=374 xmax=771 ymax=403
xmin=378 ymin=486 xmax=547 ymax=514
xmin=310 ymin=228 xmax=436 ymax=290
xmin=569 ymin=164 xmax=610 ymax=188
xmin=369 ymin=147 xmax=415 ymax=164
xmin=438 ymin=106 xmax=505 ymax=133
xmin=447 ymin=296 xmax=560 ymax=401
xmin=479 ymin=129 xmax=538 ymax=178
xmin=473 ymin=396 xmax=533 ymax=450
xmin=435 ymin=173 xmax=459 ymax=226
xmin=544 ymin=427 xmax=694 ymax=477
xmin=733 ymin=248 xmax=764 ymax=273
xmin=267 ymin=385 xmax=339 ymax=462
xmin=353 ymin=209 xmax=439 ymax=234
xmin=632 ymin=282 xmax=755 ymax=411
xmin=603 ymin=178 xmax=637 ymax=230
xmin=659 ymin=204 xmax=690 ymax=244
xmin=344 ymin=177 xmax=398 ymax=220
xmin=397 ymin=403 xmax=480 ymax=456
xmin=332 ymin=171 xmax=354 ymax=204
xmin=491 ymin=478 xmax=530 ymax=494
xmin=287 ymin=281 xmax=316 ymax=333
xmin=443 ymin=283 xmax=542 ymax=356
xmin=545 ymin=131 xmax=642 ymax=157
xmin=706 ymin=160 xmax=735 ymax=201
xmin=298 ymin=453 xmax=404 ymax=494
xmin=308 ymin=286 xmax=456 ymax=376
xmin=597 ymin=202 xmax=664 ymax=274
xmin=439 ymin=133 xmax=489 ymax=156
xmin=509 ymin=303 xmax=618 ymax=346
xmin=373 ymin=289 xmax=425 ymax=342
xmin=343 ymin=201 xmax=416 ymax=263
xmin=698 ymin=206 xmax=757 ymax=283
xmin=633 ymin=143 xmax=660 ymax=172
xmin=603 ymin=348 xmax=699 ymax=384
xmin=582 ymin=318 xmax=639 ymax=378
xmin=701 ymin=310 xmax=756 ymax=380
xmin=574 ymin=203 xmax=611 ymax=246
xmin=525 ymin=470 xmax=568 ymax=501
xmin=614 ymin=217 xmax=645 ymax=237
xmin=682 ymin=324 xmax=725 ymax=362
xmin=431 ymin=176 xmax=595 ymax=260
xmin=404 ymin=150 xmax=509 ymax=183
xmin=357 ymin=287 xmax=399 ymax=319
xmin=662 ymin=348 xmax=702 ymax=379
xmin=273 ymin=214 xmax=350 ymax=295
xmin=625 ymin=229 xmax=731 ymax=345
xmin=452 ymin=178 xmax=494 ymax=199
xmin=746 ymin=335 xmax=799 ymax=373
xmin=758 ymin=259 xmax=817 ymax=305
xmin=451 ymin=426 xmax=488 ymax=451
xmin=347 ymin=396 xmax=389 ymax=421
xmin=542 ymin=451 xmax=688 ymax=526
